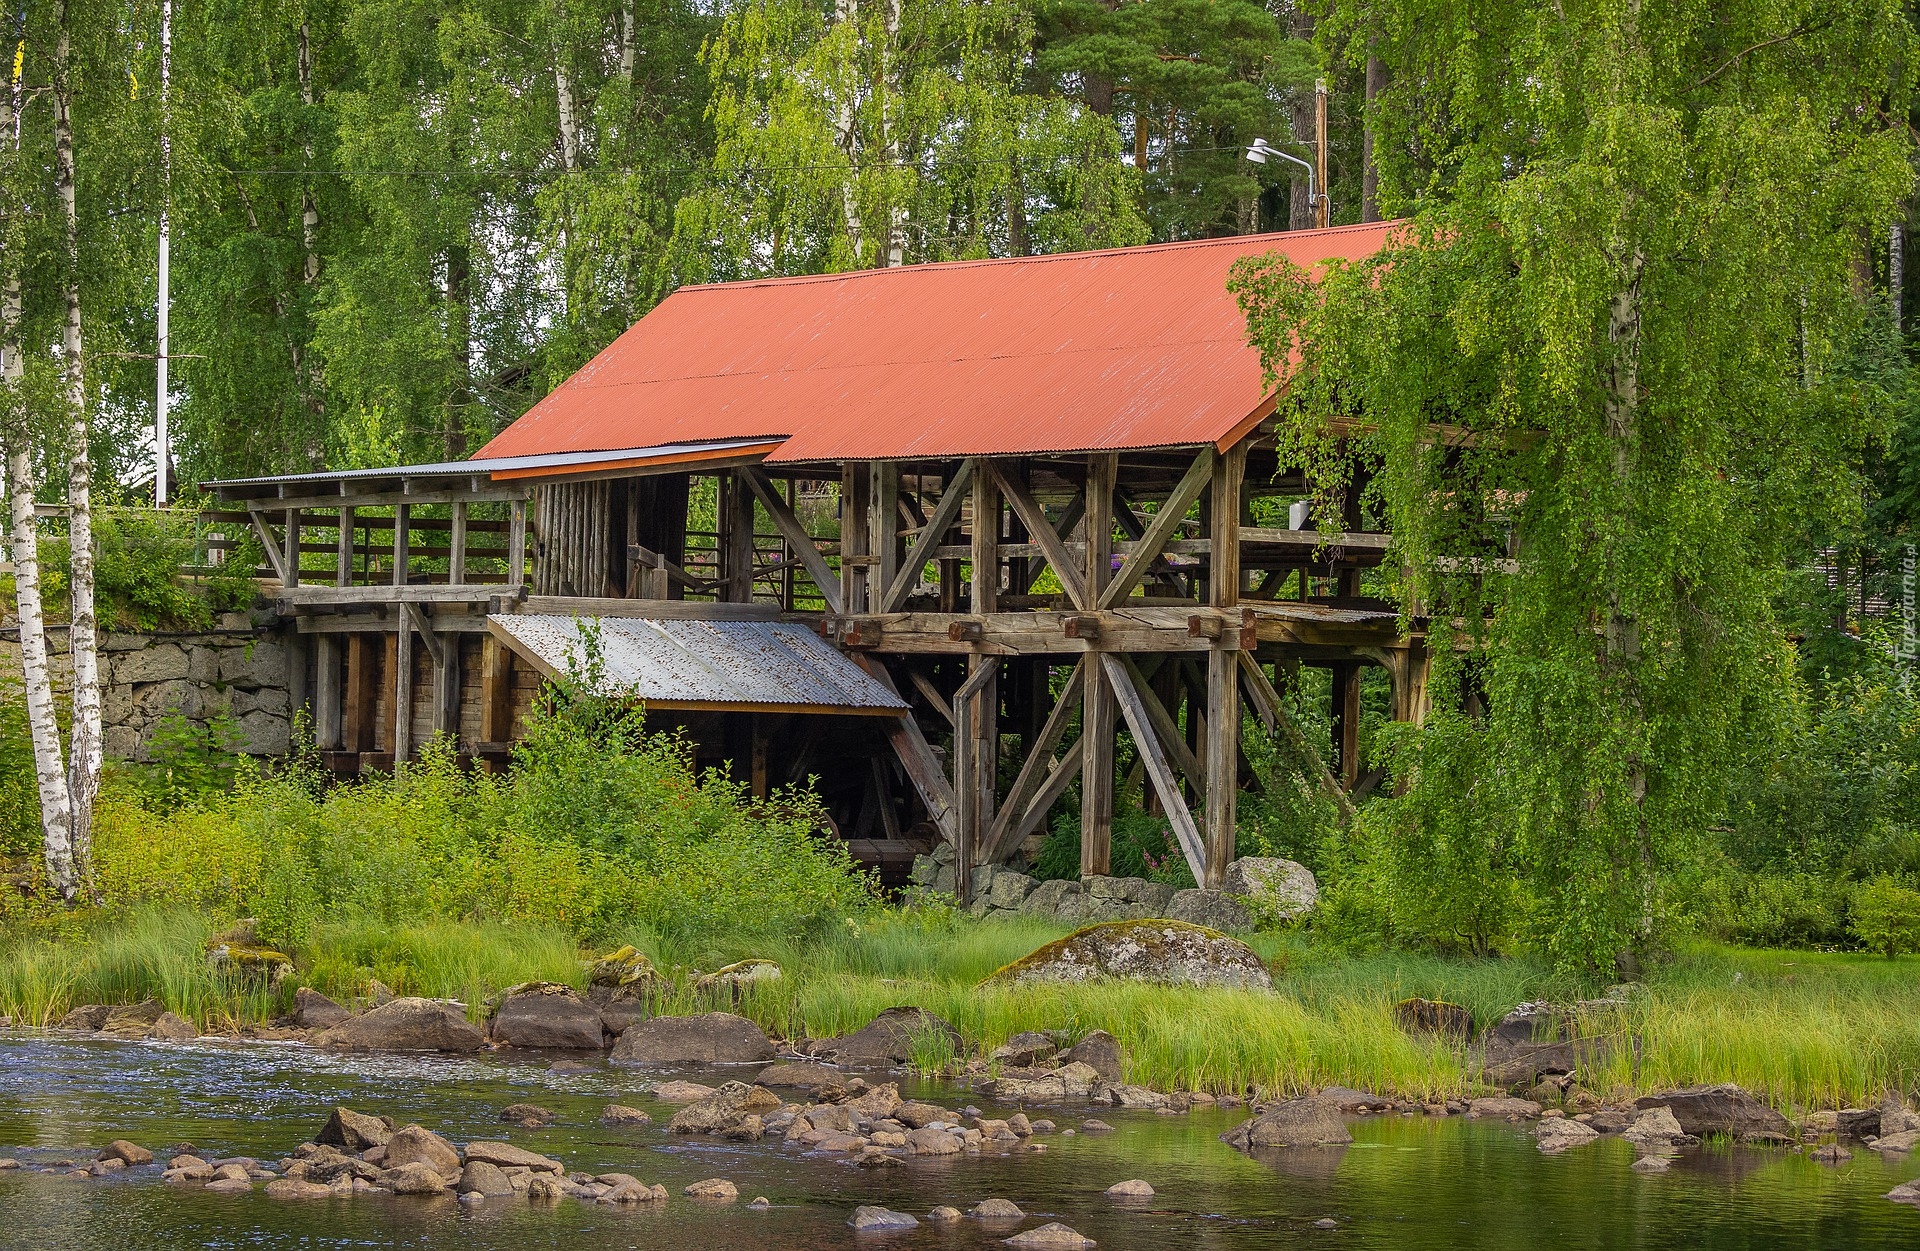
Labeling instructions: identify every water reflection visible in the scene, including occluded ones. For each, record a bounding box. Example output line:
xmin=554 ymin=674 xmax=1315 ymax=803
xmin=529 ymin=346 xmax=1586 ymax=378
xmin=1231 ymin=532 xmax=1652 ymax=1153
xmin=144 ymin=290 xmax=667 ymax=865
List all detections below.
xmin=1 ymin=1031 xmax=1916 ymax=1250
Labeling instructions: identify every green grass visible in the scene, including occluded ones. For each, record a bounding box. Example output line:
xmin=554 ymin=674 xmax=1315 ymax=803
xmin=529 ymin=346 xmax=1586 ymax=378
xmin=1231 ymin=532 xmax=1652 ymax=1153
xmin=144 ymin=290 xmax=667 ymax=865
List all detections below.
xmin=5 ymin=906 xmax=1917 ymax=1115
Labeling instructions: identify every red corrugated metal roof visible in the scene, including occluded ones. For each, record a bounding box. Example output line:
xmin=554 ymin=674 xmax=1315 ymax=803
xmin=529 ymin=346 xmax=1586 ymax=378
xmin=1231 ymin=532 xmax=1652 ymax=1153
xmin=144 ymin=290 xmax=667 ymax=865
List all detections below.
xmin=478 ymin=221 xmax=1397 ymax=465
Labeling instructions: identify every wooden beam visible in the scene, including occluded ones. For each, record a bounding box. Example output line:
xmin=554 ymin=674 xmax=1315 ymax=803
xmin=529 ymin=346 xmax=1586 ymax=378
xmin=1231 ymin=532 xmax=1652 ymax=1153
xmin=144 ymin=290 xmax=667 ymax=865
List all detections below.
xmin=344 ymin=633 xmax=378 ymax=752
xmin=1211 ymin=441 xmax=1245 ymax=609
xmin=283 ymin=509 xmax=302 ymax=588
xmin=832 ymin=607 xmax=1244 ymax=656
xmin=1235 ymin=652 xmax=1355 ymax=822
xmin=985 ymin=657 xmax=1085 ymax=862
xmin=449 ymin=501 xmax=468 ymax=585
xmin=870 ymin=462 xmax=900 ymax=612
xmin=479 ymin=633 xmax=514 ymax=748
xmin=741 ymin=466 xmax=843 ymax=615
xmin=313 ymin=635 xmax=342 ymax=749
xmin=841 ymin=462 xmax=871 ymax=613
xmin=404 ymin=602 xmax=445 ymax=667
xmin=1117 ymin=655 xmax=1203 ymax=789
xmin=971 ymin=461 xmax=999 ymax=615
xmin=249 ymin=511 xmax=290 ymax=584
xmin=1332 ymin=659 xmax=1362 ymax=790
xmin=507 ymin=498 xmax=527 ymax=588
xmin=851 ymin=655 xmax=956 ymax=841
xmin=991 ymin=463 xmax=1087 ymax=609
xmin=336 ymin=506 xmax=355 ymax=586
xmin=883 ymin=459 xmax=974 ymax=613
xmin=952 ymin=655 xmax=1000 ymax=886
xmin=1204 ymin=647 xmax=1238 ymax=887
xmin=431 ymin=627 xmax=460 ymax=740
xmin=391 ymin=503 xmax=410 ymax=588
xmin=907 ymin=669 xmax=955 ymax=727
xmin=394 ymin=605 xmax=415 ymax=763
xmin=1098 ymin=447 xmax=1215 ymax=608
xmin=1101 ymin=653 xmax=1208 ymax=883
xmin=1015 ymin=740 xmax=1082 ymax=848
xmin=1080 ymin=452 xmax=1117 ymax=877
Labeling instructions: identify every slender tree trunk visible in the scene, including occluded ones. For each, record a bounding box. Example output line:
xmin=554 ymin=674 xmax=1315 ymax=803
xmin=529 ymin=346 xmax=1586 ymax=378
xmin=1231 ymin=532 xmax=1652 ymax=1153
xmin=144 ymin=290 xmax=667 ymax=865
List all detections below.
xmin=298 ymin=21 xmax=320 ymax=285
xmin=833 ymin=0 xmax=863 ymax=264
xmin=2 ymin=77 xmax=77 ymax=897
xmin=446 ymin=243 xmax=472 ymax=459
xmin=619 ymin=0 xmax=635 ymax=86
xmin=555 ymin=58 xmax=581 ymax=172
xmin=1361 ymin=54 xmax=1385 ymax=223
xmin=1603 ymin=248 xmax=1651 ymax=945
xmin=53 ymin=0 xmax=98 ymax=899
xmin=1892 ymin=216 xmax=1904 ymax=333
xmin=880 ymin=0 xmax=902 ymax=266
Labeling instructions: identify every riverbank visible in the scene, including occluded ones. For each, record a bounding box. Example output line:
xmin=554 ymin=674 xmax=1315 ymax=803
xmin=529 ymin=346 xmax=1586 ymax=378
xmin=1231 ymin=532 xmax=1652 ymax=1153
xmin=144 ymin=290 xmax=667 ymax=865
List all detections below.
xmin=3 ymin=907 xmax=1917 ymax=1113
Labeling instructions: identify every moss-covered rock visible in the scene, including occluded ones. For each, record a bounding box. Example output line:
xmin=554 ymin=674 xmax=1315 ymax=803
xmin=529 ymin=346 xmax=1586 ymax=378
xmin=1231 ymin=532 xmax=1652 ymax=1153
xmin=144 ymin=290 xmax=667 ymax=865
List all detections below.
xmin=986 ymin=919 xmax=1274 ymax=991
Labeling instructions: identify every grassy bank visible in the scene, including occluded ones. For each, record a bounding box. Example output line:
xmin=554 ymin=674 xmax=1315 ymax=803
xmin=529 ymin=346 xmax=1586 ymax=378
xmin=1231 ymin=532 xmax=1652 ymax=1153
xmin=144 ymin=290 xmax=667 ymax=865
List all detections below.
xmin=4 ymin=906 xmax=1916 ymax=1115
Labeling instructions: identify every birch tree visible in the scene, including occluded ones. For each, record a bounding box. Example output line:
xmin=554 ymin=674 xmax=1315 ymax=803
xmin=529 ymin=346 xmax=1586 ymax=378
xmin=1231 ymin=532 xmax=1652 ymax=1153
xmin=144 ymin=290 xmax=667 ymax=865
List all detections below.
xmin=1234 ymin=0 xmax=1915 ymax=971
xmin=677 ymin=0 xmax=1145 ymax=280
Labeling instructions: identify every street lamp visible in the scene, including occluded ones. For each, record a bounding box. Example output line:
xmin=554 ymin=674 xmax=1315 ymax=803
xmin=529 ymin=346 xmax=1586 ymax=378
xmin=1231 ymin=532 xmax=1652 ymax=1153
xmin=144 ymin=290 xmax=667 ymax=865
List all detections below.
xmin=1246 ymin=137 xmax=1326 ymax=227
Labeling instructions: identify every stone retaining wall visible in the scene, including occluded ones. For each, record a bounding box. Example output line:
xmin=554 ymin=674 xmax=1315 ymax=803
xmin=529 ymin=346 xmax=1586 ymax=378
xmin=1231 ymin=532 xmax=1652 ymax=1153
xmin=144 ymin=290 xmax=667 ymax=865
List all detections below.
xmin=909 ymin=845 xmax=1319 ymax=934
xmin=3 ymin=612 xmax=297 ymax=761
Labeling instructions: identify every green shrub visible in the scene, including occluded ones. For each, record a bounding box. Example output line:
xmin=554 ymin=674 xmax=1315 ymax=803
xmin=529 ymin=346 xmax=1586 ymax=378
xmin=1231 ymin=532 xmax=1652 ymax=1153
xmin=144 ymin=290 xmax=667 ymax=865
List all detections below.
xmin=1850 ymin=876 xmax=1920 ymax=958
xmin=1686 ymin=869 xmax=1849 ymax=948
xmin=0 ymin=676 xmax=40 ymax=859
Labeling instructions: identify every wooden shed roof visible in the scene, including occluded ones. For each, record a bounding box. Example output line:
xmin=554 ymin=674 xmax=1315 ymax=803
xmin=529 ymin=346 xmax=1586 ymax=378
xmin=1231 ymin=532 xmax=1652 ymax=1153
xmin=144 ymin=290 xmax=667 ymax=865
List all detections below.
xmin=478 ymin=221 xmax=1397 ymax=467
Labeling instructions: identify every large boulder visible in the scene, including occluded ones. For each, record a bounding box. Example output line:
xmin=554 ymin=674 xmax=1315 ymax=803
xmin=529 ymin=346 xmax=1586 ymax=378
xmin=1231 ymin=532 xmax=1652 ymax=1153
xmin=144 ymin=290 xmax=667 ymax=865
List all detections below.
xmin=810 ymin=1006 xmax=962 ymax=1066
xmin=461 ymin=1142 xmax=564 ymax=1174
xmin=316 ymin=1107 xmax=393 ymax=1151
xmin=667 ymin=1081 xmax=782 ymax=1135
xmin=292 ymin=988 xmax=350 ymax=1031
xmin=59 ymin=1004 xmax=113 ymax=1031
xmin=1222 ymin=857 xmax=1318 ymax=921
xmin=587 ymin=945 xmax=657 ymax=1035
xmin=490 ymin=983 xmax=606 ymax=1050
xmin=313 ymin=998 xmax=487 ymax=1052
xmin=1058 ymin=1030 xmax=1124 ymax=1083
xmin=1633 ymin=1085 xmax=1793 ymax=1143
xmin=989 ymin=920 xmax=1273 ymax=991
xmin=984 ymin=1061 xmax=1103 ymax=1102
xmin=1479 ymin=1003 xmax=1600 ymax=1087
xmin=1220 ymin=1095 xmax=1352 ymax=1150
xmin=608 ymin=1012 xmax=773 ymax=1066
xmin=384 ymin=1125 xmax=461 ymax=1176
xmin=99 ymin=1000 xmax=167 ymax=1039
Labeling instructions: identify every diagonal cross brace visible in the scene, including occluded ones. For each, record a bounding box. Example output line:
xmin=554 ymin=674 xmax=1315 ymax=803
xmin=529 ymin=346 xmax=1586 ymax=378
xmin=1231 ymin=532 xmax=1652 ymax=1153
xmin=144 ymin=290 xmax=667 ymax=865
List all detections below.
xmin=1097 ymin=447 xmax=1214 ymax=608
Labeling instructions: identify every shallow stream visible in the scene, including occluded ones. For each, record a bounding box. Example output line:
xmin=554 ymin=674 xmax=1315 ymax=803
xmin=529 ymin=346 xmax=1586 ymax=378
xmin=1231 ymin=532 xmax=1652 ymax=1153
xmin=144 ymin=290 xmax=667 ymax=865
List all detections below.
xmin=2 ymin=1032 xmax=1916 ymax=1249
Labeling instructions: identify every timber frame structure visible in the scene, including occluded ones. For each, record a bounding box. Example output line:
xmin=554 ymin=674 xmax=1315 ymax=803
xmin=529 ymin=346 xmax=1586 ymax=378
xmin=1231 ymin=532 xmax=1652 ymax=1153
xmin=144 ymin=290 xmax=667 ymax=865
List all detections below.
xmin=204 ymin=223 xmax=1430 ymax=895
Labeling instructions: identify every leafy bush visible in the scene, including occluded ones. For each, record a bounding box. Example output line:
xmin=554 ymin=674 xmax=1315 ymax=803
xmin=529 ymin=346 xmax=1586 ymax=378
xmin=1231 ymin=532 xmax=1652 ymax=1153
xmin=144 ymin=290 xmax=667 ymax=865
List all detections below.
xmin=1686 ymin=868 xmax=1849 ymax=949
xmin=1850 ymin=876 xmax=1920 ymax=958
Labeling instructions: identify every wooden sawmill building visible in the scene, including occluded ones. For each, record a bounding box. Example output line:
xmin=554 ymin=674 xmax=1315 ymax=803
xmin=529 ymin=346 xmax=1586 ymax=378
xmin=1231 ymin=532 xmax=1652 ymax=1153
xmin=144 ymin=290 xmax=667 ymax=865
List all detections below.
xmin=203 ymin=220 xmax=1430 ymax=896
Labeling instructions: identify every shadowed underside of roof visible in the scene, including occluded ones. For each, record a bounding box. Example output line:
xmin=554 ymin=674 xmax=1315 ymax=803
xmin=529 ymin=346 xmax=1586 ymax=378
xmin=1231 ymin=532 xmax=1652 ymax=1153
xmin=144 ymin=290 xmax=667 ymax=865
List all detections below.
xmin=478 ymin=221 xmax=1398 ymax=466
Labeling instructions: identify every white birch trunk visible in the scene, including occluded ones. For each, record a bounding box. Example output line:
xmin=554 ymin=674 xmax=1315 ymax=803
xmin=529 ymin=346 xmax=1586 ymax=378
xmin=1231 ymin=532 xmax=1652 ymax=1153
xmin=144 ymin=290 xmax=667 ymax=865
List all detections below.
xmin=833 ymin=0 xmax=863 ymax=264
xmin=619 ymin=0 xmax=635 ymax=86
xmin=299 ymin=20 xmax=320 ymax=285
xmin=881 ymin=0 xmax=903 ymax=267
xmin=555 ymin=61 xmax=580 ymax=171
xmin=53 ymin=0 xmax=99 ymax=898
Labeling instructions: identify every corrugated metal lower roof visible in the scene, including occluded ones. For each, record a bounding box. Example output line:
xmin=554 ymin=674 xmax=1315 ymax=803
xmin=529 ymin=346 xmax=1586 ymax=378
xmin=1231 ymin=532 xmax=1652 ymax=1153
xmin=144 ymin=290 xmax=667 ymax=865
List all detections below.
xmin=487 ymin=614 xmax=909 ymax=715
xmin=200 ymin=438 xmax=781 ymax=495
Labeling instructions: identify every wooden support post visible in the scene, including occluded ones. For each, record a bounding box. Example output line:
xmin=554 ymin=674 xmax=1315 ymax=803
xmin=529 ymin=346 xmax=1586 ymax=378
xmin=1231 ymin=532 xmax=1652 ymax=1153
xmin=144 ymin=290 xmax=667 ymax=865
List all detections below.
xmin=314 ymin=634 xmax=342 ymax=750
xmin=394 ymin=608 xmax=414 ymax=764
xmin=507 ymin=498 xmax=527 ymax=588
xmin=391 ymin=503 xmax=410 ymax=587
xmin=479 ymin=633 xmax=514 ymax=750
xmin=336 ymin=506 xmax=355 ymax=586
xmin=345 ymin=633 xmax=378 ymax=752
xmin=283 ymin=509 xmax=301 ymax=587
xmin=1081 ymin=452 xmax=1117 ymax=877
xmin=1332 ymin=660 xmax=1362 ymax=790
xmin=870 ymin=462 xmax=899 ymax=614
xmin=1103 ymin=653 xmax=1208 ymax=882
xmin=951 ymin=656 xmax=999 ymax=900
xmin=751 ymin=715 xmax=769 ymax=800
xmin=420 ymin=610 xmax=458 ymax=742
xmin=1202 ymin=439 xmax=1245 ymax=885
xmin=449 ymin=501 xmax=468 ymax=585
xmin=985 ymin=658 xmax=1086 ymax=862
xmin=725 ymin=471 xmax=756 ymax=602
xmin=841 ymin=462 xmax=871 ymax=614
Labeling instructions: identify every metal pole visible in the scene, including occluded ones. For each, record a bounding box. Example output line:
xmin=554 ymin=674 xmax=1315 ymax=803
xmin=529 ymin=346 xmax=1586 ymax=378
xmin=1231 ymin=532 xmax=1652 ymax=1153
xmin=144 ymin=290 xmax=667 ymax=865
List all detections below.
xmin=154 ymin=0 xmax=170 ymax=506
xmin=1314 ymin=78 xmax=1329 ymax=229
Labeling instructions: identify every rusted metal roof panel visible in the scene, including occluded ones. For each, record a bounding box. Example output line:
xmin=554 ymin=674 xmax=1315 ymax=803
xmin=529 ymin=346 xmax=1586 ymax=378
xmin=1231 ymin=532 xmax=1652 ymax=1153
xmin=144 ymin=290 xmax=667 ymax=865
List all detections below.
xmin=487 ymin=613 xmax=909 ymax=714
xmin=477 ymin=222 xmax=1398 ymax=465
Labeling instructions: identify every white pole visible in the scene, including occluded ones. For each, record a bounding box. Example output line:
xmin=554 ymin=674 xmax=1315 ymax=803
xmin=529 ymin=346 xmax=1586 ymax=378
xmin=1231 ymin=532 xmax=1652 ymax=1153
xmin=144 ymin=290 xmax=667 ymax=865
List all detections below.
xmin=154 ymin=0 xmax=170 ymax=506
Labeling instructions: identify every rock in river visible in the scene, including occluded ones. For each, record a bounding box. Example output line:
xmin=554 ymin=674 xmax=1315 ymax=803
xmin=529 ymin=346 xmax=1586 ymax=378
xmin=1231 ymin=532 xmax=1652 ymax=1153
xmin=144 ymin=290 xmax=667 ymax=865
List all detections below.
xmin=459 ymin=1160 xmax=515 ymax=1197
xmin=1005 ymin=1223 xmax=1097 ymax=1247
xmin=668 ymin=1081 xmax=781 ymax=1135
xmin=462 ymin=1142 xmax=564 ymax=1174
xmin=684 ymin=1178 xmax=739 ymax=1201
xmin=313 ymin=998 xmax=487 ymax=1052
xmin=609 ymin=1013 xmax=773 ymax=1066
xmin=384 ymin=1125 xmax=461 ymax=1175
xmin=490 ymin=983 xmax=607 ymax=1051
xmin=1220 ymin=1095 xmax=1352 ymax=1151
xmin=1057 ymin=1030 xmax=1124 ymax=1083
xmin=754 ymin=1062 xmax=844 ymax=1094
xmin=97 ymin=1140 xmax=153 ymax=1166
xmin=849 ymin=1205 xmax=919 ymax=1231
xmin=317 ymin=1107 xmax=392 ymax=1151
xmin=989 ymin=921 xmax=1273 ymax=991
xmin=293 ymin=987 xmax=351 ymax=1030
xmin=810 ymin=1006 xmax=963 ymax=1066
xmin=1536 ymin=1118 xmax=1600 ymax=1153
xmin=1633 ymin=1084 xmax=1792 ymax=1143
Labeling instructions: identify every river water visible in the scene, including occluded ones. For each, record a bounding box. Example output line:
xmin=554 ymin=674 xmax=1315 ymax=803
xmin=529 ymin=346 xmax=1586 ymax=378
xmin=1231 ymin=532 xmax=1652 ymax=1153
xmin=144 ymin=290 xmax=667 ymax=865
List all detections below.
xmin=1 ymin=1031 xmax=1916 ymax=1249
